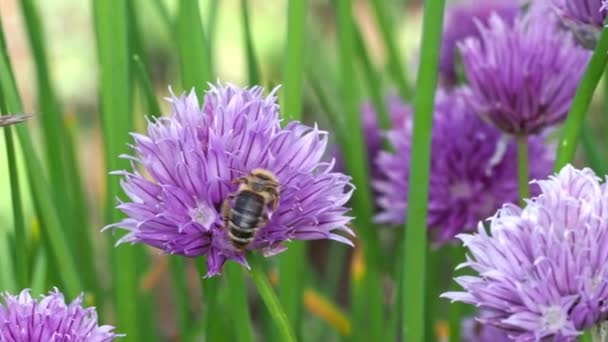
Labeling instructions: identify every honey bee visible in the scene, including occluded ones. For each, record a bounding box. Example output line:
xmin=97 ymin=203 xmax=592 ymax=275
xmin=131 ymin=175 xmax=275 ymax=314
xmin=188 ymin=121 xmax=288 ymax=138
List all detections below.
xmin=222 ymin=168 xmax=280 ymax=251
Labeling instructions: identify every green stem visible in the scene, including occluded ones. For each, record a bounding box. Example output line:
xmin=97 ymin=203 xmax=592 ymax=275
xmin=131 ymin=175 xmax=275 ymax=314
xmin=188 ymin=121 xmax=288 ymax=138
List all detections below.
xmin=517 ymin=136 xmax=530 ymax=206
xmin=402 ymin=0 xmax=446 ymax=341
xmin=225 ymin=263 xmax=255 ymax=342
xmin=176 ymin=0 xmax=211 ymax=96
xmin=240 ymin=0 xmax=261 ymax=85
xmin=281 ymin=0 xmax=306 ymax=121
xmin=250 ymin=255 xmax=297 ymax=342
xmin=1 ymin=120 xmax=27 ymax=288
xmin=369 ymin=0 xmax=412 ymax=100
xmin=335 ymin=0 xmax=384 ymax=340
xmin=195 ymin=259 xmax=223 ymax=342
xmin=554 ymin=25 xmax=608 ymax=171
xmin=169 ymin=257 xmax=191 ymax=335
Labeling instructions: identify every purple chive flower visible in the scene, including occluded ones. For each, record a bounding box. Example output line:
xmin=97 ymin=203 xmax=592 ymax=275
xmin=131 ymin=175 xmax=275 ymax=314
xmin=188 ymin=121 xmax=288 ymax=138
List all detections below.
xmin=550 ymin=0 xmax=606 ymax=49
xmin=0 ymin=289 xmax=120 ymax=341
xmin=439 ymin=0 xmax=519 ymax=86
xmin=106 ymin=83 xmax=354 ymax=276
xmin=460 ymin=11 xmax=590 ymax=135
xmin=357 ymin=95 xmax=411 ymax=179
xmin=373 ymin=89 xmax=553 ymax=243
xmin=443 ymin=165 xmax=608 ymax=340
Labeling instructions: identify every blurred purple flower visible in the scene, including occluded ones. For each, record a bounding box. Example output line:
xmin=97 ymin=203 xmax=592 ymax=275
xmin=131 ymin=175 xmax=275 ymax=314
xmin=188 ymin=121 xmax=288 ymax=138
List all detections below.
xmin=443 ymin=165 xmax=608 ymax=340
xmin=440 ymin=0 xmax=519 ymax=86
xmin=106 ymin=83 xmax=354 ymax=276
xmin=553 ymin=0 xmax=606 ymax=28
xmin=0 ymin=289 xmax=120 ymax=341
xmin=551 ymin=0 xmax=606 ymax=48
xmin=460 ymin=12 xmax=590 ymax=135
xmin=373 ymin=89 xmax=553 ymax=243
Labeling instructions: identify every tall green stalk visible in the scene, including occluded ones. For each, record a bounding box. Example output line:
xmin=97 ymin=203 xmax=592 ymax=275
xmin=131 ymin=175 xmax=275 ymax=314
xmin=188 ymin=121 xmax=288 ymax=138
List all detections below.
xmin=517 ymin=136 xmax=530 ymax=205
xmin=241 ymin=0 xmax=261 ymax=85
xmin=0 ymin=13 xmax=81 ymax=298
xmin=369 ymin=0 xmax=412 ymax=100
xmin=1 ymin=107 xmax=27 ymax=289
xmin=20 ymin=0 xmax=97 ymax=299
xmin=177 ymin=0 xmax=211 ymax=97
xmin=335 ymin=1 xmax=384 ymax=341
xmin=402 ymin=1 xmax=446 ymax=342
xmin=277 ymin=0 xmax=307 ymax=335
xmin=554 ymin=26 xmax=608 ymax=171
xmin=93 ymin=1 xmax=139 ymax=340
xmin=250 ymin=255 xmax=297 ymax=342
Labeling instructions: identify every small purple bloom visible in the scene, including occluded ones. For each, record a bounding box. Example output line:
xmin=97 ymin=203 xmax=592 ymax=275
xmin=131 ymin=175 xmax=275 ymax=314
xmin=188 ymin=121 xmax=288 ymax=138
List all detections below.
xmin=551 ymin=0 xmax=606 ymax=48
xmin=440 ymin=0 xmax=519 ymax=86
xmin=553 ymin=0 xmax=606 ymax=28
xmin=373 ymin=89 xmax=553 ymax=243
xmin=460 ymin=11 xmax=590 ymax=135
xmin=358 ymin=95 xmax=411 ymax=179
xmin=0 ymin=289 xmax=121 ymax=341
xmin=443 ymin=165 xmax=608 ymax=340
xmin=106 ymin=83 xmax=354 ymax=276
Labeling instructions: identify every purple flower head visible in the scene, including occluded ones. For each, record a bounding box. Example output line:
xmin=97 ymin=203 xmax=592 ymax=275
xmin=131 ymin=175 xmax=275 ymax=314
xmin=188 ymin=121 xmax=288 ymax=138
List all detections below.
xmin=443 ymin=165 xmax=608 ymax=340
xmin=549 ymin=0 xmax=606 ymax=49
xmin=0 ymin=289 xmax=121 ymax=341
xmin=106 ymin=83 xmax=354 ymax=276
xmin=460 ymin=11 xmax=590 ymax=135
xmin=440 ymin=0 xmax=519 ymax=86
xmin=358 ymin=95 xmax=411 ymax=179
xmin=373 ymin=89 xmax=553 ymax=243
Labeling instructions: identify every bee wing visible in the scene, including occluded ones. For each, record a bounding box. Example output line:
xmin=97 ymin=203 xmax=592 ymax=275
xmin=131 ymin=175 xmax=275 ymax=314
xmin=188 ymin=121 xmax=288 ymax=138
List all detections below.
xmin=0 ymin=114 xmax=33 ymax=127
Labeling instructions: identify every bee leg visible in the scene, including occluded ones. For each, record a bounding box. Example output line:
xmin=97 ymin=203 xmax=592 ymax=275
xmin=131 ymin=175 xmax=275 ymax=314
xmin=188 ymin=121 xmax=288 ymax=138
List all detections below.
xmin=222 ymin=195 xmax=235 ymax=226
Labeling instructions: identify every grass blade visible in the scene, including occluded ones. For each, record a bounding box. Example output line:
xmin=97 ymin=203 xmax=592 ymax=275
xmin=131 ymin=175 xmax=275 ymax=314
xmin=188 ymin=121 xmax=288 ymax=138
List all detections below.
xmin=250 ymin=255 xmax=296 ymax=342
xmin=0 ymin=12 xmax=82 ymax=298
xmin=278 ymin=0 xmax=307 ymax=334
xmin=92 ymin=1 xmax=139 ymax=340
xmin=402 ymin=0 xmax=446 ymax=341
xmin=335 ymin=1 xmax=384 ymax=341
xmin=225 ymin=263 xmax=255 ymax=342
xmin=281 ymin=0 xmax=306 ymax=120
xmin=554 ymin=26 xmax=608 ymax=171
xmin=20 ymin=0 xmax=98 ymax=299
xmin=177 ymin=0 xmax=211 ymax=95
xmin=369 ymin=0 xmax=412 ymax=100
xmin=241 ymin=0 xmax=260 ymax=85
xmin=133 ymin=55 xmax=161 ymax=118
xmin=1 ymin=114 xmax=27 ymax=289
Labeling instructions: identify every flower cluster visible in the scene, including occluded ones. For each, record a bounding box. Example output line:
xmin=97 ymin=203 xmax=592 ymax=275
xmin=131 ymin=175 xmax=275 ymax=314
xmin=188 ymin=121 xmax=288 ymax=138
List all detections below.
xmin=443 ymin=165 xmax=608 ymax=340
xmin=439 ymin=0 xmax=519 ymax=86
xmin=460 ymin=11 xmax=590 ymax=135
xmin=107 ymin=83 xmax=354 ymax=276
xmin=373 ymin=90 xmax=553 ymax=243
xmin=0 ymin=289 xmax=120 ymax=341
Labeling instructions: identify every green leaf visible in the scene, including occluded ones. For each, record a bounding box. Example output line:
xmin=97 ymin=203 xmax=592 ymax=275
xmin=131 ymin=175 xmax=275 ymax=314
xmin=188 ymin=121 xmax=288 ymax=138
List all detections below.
xmin=93 ymin=1 xmax=139 ymax=340
xmin=335 ymin=1 xmax=384 ymax=341
xmin=177 ymin=0 xmax=211 ymax=96
xmin=402 ymin=0 xmax=446 ymax=341
xmin=369 ymin=0 xmax=412 ymax=100
xmin=0 ymin=11 xmax=82 ymax=299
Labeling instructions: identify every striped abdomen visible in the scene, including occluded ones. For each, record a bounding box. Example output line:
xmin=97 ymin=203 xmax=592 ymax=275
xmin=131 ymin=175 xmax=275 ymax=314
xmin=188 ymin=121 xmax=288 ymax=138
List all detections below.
xmin=228 ymin=190 xmax=265 ymax=250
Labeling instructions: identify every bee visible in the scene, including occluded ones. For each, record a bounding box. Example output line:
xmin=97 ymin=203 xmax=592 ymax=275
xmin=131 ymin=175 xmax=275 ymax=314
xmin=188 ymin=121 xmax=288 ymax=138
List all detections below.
xmin=222 ymin=168 xmax=280 ymax=251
